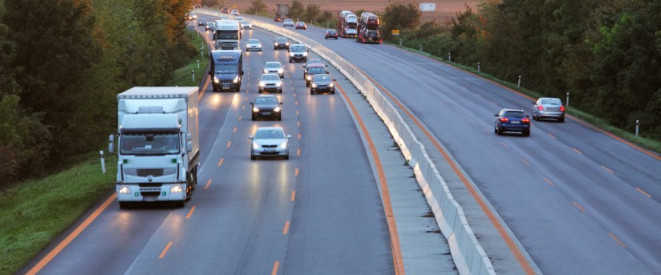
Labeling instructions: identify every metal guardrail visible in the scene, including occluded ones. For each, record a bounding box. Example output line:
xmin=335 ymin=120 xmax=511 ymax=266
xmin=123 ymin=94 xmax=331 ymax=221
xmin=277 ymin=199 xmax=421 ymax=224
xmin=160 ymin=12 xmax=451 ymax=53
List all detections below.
xmin=196 ymin=9 xmax=496 ymax=274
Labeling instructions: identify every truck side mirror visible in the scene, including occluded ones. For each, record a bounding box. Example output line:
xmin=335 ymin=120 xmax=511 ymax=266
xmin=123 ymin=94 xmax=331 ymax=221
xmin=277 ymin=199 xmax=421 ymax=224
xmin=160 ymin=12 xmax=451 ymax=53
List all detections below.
xmin=108 ymin=134 xmax=115 ymax=154
xmin=287 ymin=135 xmax=292 ymax=139
xmin=248 ymin=136 xmax=254 ymax=140
xmin=186 ymin=141 xmax=193 ymax=152
xmin=186 ymin=133 xmax=192 ymax=141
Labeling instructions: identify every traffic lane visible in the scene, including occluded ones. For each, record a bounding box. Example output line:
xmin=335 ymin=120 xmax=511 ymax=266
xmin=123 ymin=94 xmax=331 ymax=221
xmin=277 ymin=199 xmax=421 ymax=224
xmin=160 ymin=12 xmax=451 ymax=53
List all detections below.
xmin=322 ymin=45 xmax=649 ymax=270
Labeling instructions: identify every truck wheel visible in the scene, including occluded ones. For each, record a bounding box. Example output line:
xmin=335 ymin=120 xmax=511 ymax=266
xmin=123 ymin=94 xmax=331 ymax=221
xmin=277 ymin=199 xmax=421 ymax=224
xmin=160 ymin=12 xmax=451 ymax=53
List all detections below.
xmin=251 ymin=155 xmax=256 ymax=160
xmin=119 ymin=202 xmax=130 ymax=209
xmin=174 ymin=200 xmax=185 ymax=208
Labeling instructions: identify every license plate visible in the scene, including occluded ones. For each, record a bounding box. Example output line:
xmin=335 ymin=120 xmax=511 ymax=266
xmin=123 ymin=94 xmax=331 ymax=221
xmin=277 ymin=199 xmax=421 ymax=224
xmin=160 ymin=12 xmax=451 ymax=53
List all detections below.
xmin=265 ymin=149 xmax=275 ymax=152
xmin=511 ymin=121 xmax=520 ymax=124
xmin=222 ymin=85 xmax=230 ymax=89
xmin=262 ymin=112 xmax=271 ymax=116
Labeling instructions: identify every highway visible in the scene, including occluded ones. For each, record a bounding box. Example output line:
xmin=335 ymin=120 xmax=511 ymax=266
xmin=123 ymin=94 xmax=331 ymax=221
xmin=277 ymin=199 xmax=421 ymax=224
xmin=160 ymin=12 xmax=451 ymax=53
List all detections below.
xmin=26 ymin=17 xmax=395 ymax=274
xmin=262 ymin=17 xmax=661 ymax=274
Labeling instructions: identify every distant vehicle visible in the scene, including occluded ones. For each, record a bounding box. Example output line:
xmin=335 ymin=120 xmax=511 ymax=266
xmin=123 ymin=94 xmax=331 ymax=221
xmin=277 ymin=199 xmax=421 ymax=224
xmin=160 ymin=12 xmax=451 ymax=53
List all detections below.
xmin=234 ymin=16 xmax=243 ymax=21
xmin=251 ymin=94 xmax=282 ymax=120
xmin=258 ymin=73 xmax=283 ymax=93
xmin=303 ymin=63 xmax=329 ymax=86
xmin=213 ymin=20 xmax=240 ymax=50
xmin=205 ymin=22 xmax=215 ymax=31
xmin=112 ymin=87 xmax=200 ymax=208
xmin=273 ymin=36 xmax=290 ymax=50
xmin=221 ymin=7 xmax=229 ymax=13
xmin=249 ymin=127 xmax=291 ymax=160
xmin=288 ymin=43 xmax=308 ymax=63
xmin=303 ymin=58 xmax=325 ymax=70
xmin=263 ymin=61 xmax=284 ymax=78
xmin=191 ymin=13 xmax=198 ymax=21
xmin=246 ymin=39 xmax=262 ymax=51
xmin=283 ymin=18 xmax=294 ymax=27
xmin=194 ymin=4 xmax=201 ymax=8
xmin=337 ymin=10 xmax=358 ymax=38
xmin=275 ymin=4 xmax=289 ymax=22
xmin=325 ymin=29 xmax=339 ymax=39
xmin=185 ymin=12 xmax=195 ymax=20
xmin=198 ymin=20 xmax=205 ymax=26
xmin=209 ymin=50 xmax=243 ymax=92
xmin=241 ymin=20 xmax=252 ymax=29
xmin=494 ymin=108 xmax=531 ymax=136
xmin=230 ymin=9 xmax=239 ymax=16
xmin=295 ymin=21 xmax=307 ymax=30
xmin=310 ymin=74 xmax=336 ymax=94
xmin=532 ymin=97 xmax=565 ymax=122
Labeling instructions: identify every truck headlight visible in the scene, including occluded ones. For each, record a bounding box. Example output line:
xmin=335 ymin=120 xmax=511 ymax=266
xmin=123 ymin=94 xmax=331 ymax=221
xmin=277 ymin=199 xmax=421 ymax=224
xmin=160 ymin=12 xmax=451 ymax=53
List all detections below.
xmin=252 ymin=107 xmax=259 ymax=112
xmin=233 ymin=76 xmax=240 ymax=83
xmin=213 ymin=77 xmax=219 ymax=83
xmin=118 ymin=186 xmax=130 ymax=194
xmin=170 ymin=184 xmax=184 ymax=194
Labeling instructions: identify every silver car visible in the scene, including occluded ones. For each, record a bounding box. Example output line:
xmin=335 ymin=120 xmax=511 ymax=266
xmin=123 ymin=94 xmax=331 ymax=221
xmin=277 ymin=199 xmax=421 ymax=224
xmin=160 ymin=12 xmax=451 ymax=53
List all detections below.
xmin=258 ymin=73 xmax=283 ymax=93
xmin=283 ymin=18 xmax=294 ymax=27
xmin=246 ymin=39 xmax=262 ymax=51
xmin=249 ymin=127 xmax=291 ymax=160
xmin=241 ymin=20 xmax=252 ymax=29
xmin=532 ymin=97 xmax=565 ymax=122
xmin=263 ymin=61 xmax=284 ymax=78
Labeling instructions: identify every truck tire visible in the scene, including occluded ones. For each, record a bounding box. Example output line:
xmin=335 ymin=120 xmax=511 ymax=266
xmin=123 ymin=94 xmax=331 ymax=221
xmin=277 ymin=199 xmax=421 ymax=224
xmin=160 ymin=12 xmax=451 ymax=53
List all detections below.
xmin=119 ymin=202 xmax=130 ymax=209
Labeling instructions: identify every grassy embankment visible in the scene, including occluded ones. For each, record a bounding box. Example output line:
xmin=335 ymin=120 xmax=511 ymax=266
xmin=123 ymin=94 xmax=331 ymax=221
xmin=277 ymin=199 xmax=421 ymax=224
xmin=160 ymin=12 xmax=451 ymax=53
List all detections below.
xmin=0 ymin=29 xmax=210 ymax=275
xmin=390 ymin=43 xmax=661 ymax=154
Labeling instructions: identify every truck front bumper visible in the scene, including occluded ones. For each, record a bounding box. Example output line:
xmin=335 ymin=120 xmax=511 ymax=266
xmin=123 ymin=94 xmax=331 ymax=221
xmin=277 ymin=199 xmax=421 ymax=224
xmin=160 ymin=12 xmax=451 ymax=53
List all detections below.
xmin=116 ymin=183 xmax=187 ymax=202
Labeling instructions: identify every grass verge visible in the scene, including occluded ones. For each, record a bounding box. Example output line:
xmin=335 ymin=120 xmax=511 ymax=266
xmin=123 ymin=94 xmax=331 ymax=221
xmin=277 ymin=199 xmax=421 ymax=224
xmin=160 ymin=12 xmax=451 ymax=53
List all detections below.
xmin=387 ymin=41 xmax=661 ymax=154
xmin=168 ymin=29 xmax=210 ymax=86
xmin=0 ymin=29 xmax=210 ymax=275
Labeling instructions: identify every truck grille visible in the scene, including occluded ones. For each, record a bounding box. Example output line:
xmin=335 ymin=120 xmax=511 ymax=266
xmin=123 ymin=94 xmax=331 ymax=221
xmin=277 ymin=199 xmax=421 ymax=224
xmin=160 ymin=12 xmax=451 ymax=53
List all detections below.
xmin=137 ymin=169 xmax=164 ymax=177
xmin=140 ymin=186 xmax=161 ymax=197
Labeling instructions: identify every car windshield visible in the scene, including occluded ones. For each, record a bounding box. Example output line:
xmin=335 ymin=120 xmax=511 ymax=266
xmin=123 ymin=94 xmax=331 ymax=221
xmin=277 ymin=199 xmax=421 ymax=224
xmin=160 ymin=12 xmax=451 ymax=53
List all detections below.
xmin=215 ymin=64 xmax=238 ymax=74
xmin=541 ymin=98 xmax=562 ymax=105
xmin=276 ymin=37 xmax=287 ymax=43
xmin=262 ymin=74 xmax=280 ymax=81
xmin=307 ymin=59 xmax=322 ymax=65
xmin=248 ymin=39 xmax=260 ymax=43
xmin=120 ymin=133 xmax=180 ymax=155
xmin=255 ymin=129 xmax=285 ymax=139
xmin=504 ymin=111 xmax=525 ymax=118
xmin=216 ymin=31 xmax=238 ymax=39
xmin=308 ymin=67 xmax=325 ymax=74
xmin=265 ymin=62 xmax=281 ymax=69
xmin=255 ymin=97 xmax=278 ymax=105
xmin=290 ymin=45 xmax=305 ymax=52
xmin=313 ymin=74 xmax=331 ymax=81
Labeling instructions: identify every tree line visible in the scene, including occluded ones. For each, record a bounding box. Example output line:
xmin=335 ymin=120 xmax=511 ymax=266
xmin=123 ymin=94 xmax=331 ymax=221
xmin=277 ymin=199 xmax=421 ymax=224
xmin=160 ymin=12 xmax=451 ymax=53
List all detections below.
xmin=383 ymin=0 xmax=660 ymax=141
xmin=0 ymin=0 xmax=197 ymax=186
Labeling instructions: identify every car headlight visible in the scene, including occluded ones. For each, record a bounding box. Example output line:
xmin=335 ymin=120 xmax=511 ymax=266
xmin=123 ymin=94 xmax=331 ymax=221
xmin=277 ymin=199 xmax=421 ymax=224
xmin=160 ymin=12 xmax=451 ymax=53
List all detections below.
xmin=278 ymin=68 xmax=283 ymax=74
xmin=233 ymin=76 xmax=240 ymax=83
xmin=263 ymin=69 xmax=268 ymax=74
xmin=286 ymin=42 xmax=290 ymax=46
xmin=252 ymin=107 xmax=259 ymax=112
xmin=258 ymin=81 xmax=264 ymax=87
xmin=258 ymin=43 xmax=262 ymax=47
xmin=311 ymin=82 xmax=317 ymax=88
xmin=276 ymin=82 xmax=282 ymax=87
xmin=289 ymin=52 xmax=294 ymax=57
xmin=253 ymin=142 xmax=259 ymax=150
xmin=213 ymin=77 xmax=219 ymax=83
xmin=118 ymin=186 xmax=130 ymax=194
xmin=274 ymin=106 xmax=281 ymax=112
xmin=279 ymin=141 xmax=288 ymax=149
xmin=329 ymin=82 xmax=334 ymax=87
xmin=306 ymin=75 xmax=311 ymax=81
xmin=170 ymin=184 xmax=184 ymax=194
xmin=275 ymin=42 xmax=279 ymax=46
xmin=303 ymin=52 xmax=308 ymax=57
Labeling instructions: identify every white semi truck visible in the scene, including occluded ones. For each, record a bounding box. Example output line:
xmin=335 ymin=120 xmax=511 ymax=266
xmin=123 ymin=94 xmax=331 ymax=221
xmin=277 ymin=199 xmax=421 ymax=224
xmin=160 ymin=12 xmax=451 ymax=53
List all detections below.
xmin=213 ymin=19 xmax=241 ymax=50
xmin=110 ymin=87 xmax=200 ymax=208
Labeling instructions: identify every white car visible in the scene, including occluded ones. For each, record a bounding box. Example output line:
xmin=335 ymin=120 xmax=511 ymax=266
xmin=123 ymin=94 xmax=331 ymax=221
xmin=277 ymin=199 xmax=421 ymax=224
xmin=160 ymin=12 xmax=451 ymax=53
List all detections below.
xmin=241 ymin=20 xmax=252 ymax=29
xmin=263 ymin=61 xmax=284 ymax=78
xmin=258 ymin=73 xmax=283 ymax=93
xmin=246 ymin=39 xmax=262 ymax=51
xmin=283 ymin=18 xmax=294 ymax=27
xmin=230 ymin=10 xmax=240 ymax=16
xmin=249 ymin=127 xmax=291 ymax=160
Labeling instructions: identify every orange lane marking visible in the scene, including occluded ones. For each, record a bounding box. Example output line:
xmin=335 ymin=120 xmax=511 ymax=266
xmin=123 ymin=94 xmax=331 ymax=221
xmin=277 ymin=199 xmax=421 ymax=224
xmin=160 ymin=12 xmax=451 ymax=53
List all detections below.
xmin=297 ymin=121 xmax=301 ymax=127
xmin=295 ymin=168 xmax=299 ymax=177
xmin=501 ymin=142 xmax=509 ymax=149
xmin=336 ymin=83 xmax=405 ymax=275
xmin=291 ymin=190 xmax=296 ymax=201
xmin=358 ymin=69 xmax=533 ymax=275
xmin=572 ymin=147 xmax=583 ymax=155
xmin=159 ymin=241 xmax=173 ymax=259
xmin=217 ymin=158 xmax=224 ymax=167
xmin=295 ymin=101 xmax=298 ymax=105
xmin=271 ymin=261 xmax=280 ymax=275
xmin=204 ymin=179 xmax=212 ymax=189
xmin=572 ymin=202 xmax=586 ymax=213
xmin=186 ymin=206 xmax=196 ymax=219
xmin=26 ymin=194 xmax=117 ymax=275
xmin=636 ymin=187 xmax=651 ymax=198
xmin=238 ymin=115 xmax=242 ymax=121
xmin=283 ymin=221 xmax=290 ymax=235
xmin=233 ymin=127 xmax=237 ymax=134
xmin=609 ymin=232 xmax=626 ymax=247
xmin=296 ymin=110 xmax=299 ymax=116
xmin=547 ymin=132 xmax=557 ymax=139
xmin=198 ymin=76 xmax=211 ymax=100
xmin=297 ymin=133 xmax=301 ymax=140
xmin=520 ymin=157 xmax=530 ymax=167
xmin=226 ymin=141 xmax=232 ymax=149
xmin=602 ymin=166 xmax=614 ymax=174
xmin=543 ymin=177 xmax=555 ymax=186
xmin=296 ymin=148 xmax=301 ymax=156
xmin=242 ymin=105 xmax=245 ymax=111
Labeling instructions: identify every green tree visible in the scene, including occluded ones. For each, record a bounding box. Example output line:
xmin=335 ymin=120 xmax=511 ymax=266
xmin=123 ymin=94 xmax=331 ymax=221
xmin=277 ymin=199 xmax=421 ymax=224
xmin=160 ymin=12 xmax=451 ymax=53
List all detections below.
xmin=383 ymin=3 xmax=421 ymax=40
xmin=246 ymin=0 xmax=267 ymax=15
xmin=289 ymin=0 xmax=304 ymax=21
xmin=303 ymin=3 xmax=321 ymax=24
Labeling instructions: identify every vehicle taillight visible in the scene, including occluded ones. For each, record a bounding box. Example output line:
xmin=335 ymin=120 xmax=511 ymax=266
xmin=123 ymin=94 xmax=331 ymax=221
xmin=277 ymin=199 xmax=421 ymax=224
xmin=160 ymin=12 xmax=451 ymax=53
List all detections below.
xmin=499 ymin=118 xmax=509 ymax=123
xmin=560 ymin=105 xmax=565 ymax=112
xmin=537 ymin=105 xmax=544 ymax=111
xmin=522 ymin=118 xmax=530 ymax=123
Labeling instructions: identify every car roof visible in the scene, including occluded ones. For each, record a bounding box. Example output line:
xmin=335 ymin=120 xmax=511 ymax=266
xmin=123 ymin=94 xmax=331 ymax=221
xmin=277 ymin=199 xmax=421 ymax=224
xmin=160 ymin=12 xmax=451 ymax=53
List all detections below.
xmin=307 ymin=63 xmax=325 ymax=68
xmin=256 ymin=94 xmax=277 ymax=98
xmin=500 ymin=108 xmax=524 ymax=113
xmin=261 ymin=73 xmax=280 ymax=78
xmin=265 ymin=61 xmax=282 ymax=65
xmin=256 ymin=126 xmax=284 ymax=131
xmin=248 ymin=39 xmax=259 ymax=42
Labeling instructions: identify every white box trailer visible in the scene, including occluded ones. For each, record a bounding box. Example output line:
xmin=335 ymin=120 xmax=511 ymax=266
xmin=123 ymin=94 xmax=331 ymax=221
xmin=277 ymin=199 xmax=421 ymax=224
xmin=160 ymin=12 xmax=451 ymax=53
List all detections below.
xmin=111 ymin=87 xmax=200 ymax=208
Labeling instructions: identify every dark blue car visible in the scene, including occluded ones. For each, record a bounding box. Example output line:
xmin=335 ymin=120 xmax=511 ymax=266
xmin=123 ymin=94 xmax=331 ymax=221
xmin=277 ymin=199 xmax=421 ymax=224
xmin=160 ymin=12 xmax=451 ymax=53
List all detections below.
xmin=494 ymin=108 xmax=531 ymax=136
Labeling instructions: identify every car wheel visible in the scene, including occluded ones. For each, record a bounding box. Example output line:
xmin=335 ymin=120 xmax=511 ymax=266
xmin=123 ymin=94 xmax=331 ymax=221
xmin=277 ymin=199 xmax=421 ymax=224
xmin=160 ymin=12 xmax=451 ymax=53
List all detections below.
xmin=274 ymin=46 xmax=277 ymax=50
xmin=284 ymin=155 xmax=289 ymax=160
xmin=289 ymin=58 xmax=292 ymax=63
xmin=495 ymin=126 xmax=502 ymax=135
xmin=251 ymin=155 xmax=256 ymax=160
xmin=174 ymin=200 xmax=185 ymax=208
xmin=252 ymin=115 xmax=256 ymax=121
xmin=335 ymin=37 xmax=338 ymax=40
xmin=279 ymin=89 xmax=282 ymax=93
xmin=119 ymin=202 xmax=130 ymax=209
xmin=277 ymin=116 xmax=282 ymax=121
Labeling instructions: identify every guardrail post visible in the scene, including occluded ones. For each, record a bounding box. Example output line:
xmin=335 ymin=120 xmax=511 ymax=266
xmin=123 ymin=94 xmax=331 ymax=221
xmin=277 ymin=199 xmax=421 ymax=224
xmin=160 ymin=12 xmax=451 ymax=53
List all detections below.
xmin=192 ymin=70 xmax=195 ymax=83
xmin=566 ymin=91 xmax=570 ymax=107
xmin=419 ymin=44 xmax=422 ymax=52
xmin=100 ymin=150 xmax=106 ymax=174
xmin=399 ymin=39 xmax=402 ymax=46
xmin=448 ymin=52 xmax=451 ymax=62
xmin=517 ymin=75 xmax=522 ymax=88
xmin=635 ymin=120 xmax=640 ymax=136
xmin=477 ymin=62 xmax=480 ymax=73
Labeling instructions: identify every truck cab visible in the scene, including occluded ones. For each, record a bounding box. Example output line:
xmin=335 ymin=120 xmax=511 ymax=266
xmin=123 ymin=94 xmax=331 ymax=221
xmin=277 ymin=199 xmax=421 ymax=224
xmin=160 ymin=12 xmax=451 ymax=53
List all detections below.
xmin=209 ymin=50 xmax=243 ymax=92
xmin=213 ymin=20 xmax=241 ymax=50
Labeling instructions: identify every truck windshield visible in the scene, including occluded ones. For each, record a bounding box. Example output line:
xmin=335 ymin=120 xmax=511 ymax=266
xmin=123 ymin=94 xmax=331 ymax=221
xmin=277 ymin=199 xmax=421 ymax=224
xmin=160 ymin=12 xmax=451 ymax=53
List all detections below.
xmin=216 ymin=31 xmax=238 ymax=39
xmin=215 ymin=64 xmax=238 ymax=74
xmin=120 ymin=133 xmax=180 ymax=155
